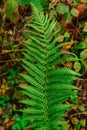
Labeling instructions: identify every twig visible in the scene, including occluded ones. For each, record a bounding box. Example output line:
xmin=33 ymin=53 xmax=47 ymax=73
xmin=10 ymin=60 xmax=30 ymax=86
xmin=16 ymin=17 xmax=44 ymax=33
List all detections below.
xmin=70 ymin=111 xmax=87 ymax=118
xmin=0 ymin=72 xmax=8 ymax=77
xmin=0 ymin=49 xmax=24 ymax=54
xmin=53 ymin=0 xmax=60 ymax=6
xmin=0 ymin=59 xmax=20 ymax=63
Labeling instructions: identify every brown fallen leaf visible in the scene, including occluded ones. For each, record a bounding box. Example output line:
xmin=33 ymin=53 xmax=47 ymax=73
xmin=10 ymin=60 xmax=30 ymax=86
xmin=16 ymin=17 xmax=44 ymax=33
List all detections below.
xmin=76 ymin=3 xmax=87 ymax=19
xmin=62 ymin=44 xmax=72 ymax=50
xmin=0 ymin=126 xmax=4 ymax=130
xmin=76 ymin=3 xmax=85 ymax=15
xmin=4 ymin=118 xmax=10 ymax=124
xmin=80 ymin=128 xmax=86 ymax=130
xmin=6 ymin=121 xmax=15 ymax=128
xmin=62 ymin=62 xmax=73 ymax=69
xmin=0 ymin=109 xmax=4 ymax=115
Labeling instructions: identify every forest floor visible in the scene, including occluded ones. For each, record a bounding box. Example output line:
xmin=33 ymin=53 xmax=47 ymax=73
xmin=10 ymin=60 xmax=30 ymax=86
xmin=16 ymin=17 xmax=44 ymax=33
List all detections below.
xmin=0 ymin=0 xmax=87 ymax=130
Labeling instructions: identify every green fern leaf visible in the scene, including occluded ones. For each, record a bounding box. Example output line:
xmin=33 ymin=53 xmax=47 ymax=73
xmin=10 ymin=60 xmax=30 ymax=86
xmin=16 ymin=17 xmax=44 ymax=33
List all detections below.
xmin=19 ymin=4 xmax=80 ymax=130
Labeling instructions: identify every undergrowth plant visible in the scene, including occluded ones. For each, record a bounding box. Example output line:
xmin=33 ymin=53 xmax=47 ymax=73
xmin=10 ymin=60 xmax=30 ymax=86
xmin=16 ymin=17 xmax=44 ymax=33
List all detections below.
xmin=12 ymin=113 xmax=29 ymax=130
xmin=4 ymin=0 xmax=19 ymax=23
xmin=18 ymin=0 xmax=48 ymax=10
xmin=19 ymin=4 xmax=81 ymax=130
xmin=3 ymin=0 xmax=47 ymax=24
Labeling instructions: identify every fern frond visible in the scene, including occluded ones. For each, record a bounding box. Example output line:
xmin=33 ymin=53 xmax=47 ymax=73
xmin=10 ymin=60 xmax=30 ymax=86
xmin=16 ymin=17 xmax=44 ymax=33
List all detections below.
xmin=19 ymin=4 xmax=80 ymax=130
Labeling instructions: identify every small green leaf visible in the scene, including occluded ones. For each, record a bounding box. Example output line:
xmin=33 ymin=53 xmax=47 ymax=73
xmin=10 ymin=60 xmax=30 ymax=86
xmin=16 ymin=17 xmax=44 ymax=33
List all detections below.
xmin=74 ymin=61 xmax=81 ymax=72
xmin=66 ymin=12 xmax=72 ymax=23
xmin=76 ymin=123 xmax=81 ymax=130
xmin=64 ymin=32 xmax=70 ymax=38
xmin=2 ymin=114 xmax=9 ymax=119
xmin=80 ymin=49 xmax=87 ymax=59
xmin=78 ymin=105 xmax=85 ymax=112
xmin=56 ymin=3 xmax=69 ymax=14
xmin=70 ymin=8 xmax=79 ymax=17
xmin=76 ymin=42 xmax=87 ymax=49
xmin=80 ymin=119 xmax=86 ymax=127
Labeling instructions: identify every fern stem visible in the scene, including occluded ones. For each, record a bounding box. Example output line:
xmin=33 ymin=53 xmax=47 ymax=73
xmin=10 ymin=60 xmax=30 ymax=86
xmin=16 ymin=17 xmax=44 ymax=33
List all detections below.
xmin=37 ymin=12 xmax=49 ymax=129
xmin=44 ymin=50 xmax=49 ymax=129
xmin=43 ymin=29 xmax=49 ymax=130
